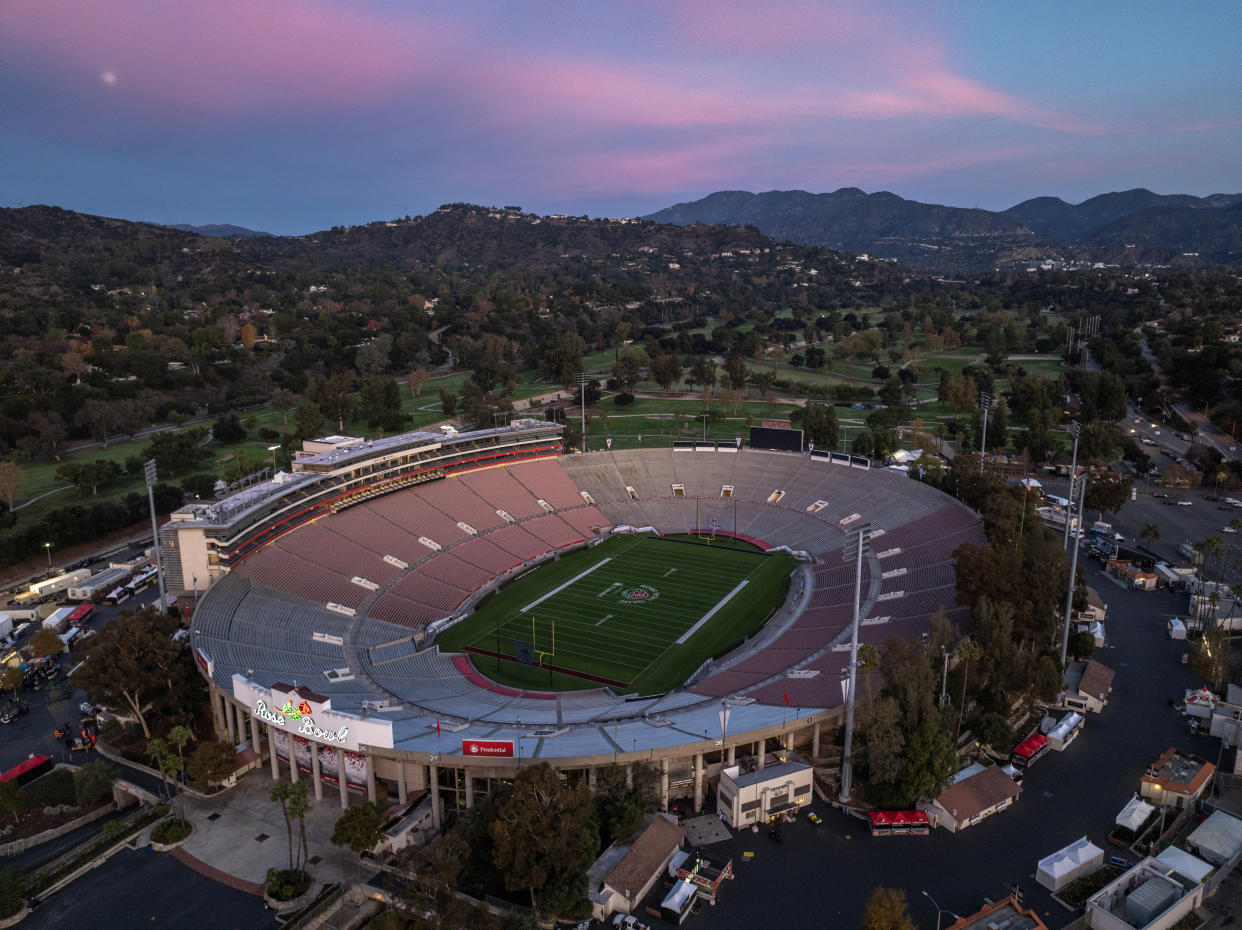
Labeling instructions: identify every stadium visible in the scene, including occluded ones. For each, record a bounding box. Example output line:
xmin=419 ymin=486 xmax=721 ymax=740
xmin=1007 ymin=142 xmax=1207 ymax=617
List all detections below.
xmin=167 ymin=420 xmax=985 ymax=829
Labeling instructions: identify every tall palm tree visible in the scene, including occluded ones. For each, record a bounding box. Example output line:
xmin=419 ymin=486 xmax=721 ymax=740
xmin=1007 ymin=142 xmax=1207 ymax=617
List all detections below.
xmin=953 ymin=637 xmax=982 ymax=744
xmin=1140 ymin=522 xmax=1160 ymax=549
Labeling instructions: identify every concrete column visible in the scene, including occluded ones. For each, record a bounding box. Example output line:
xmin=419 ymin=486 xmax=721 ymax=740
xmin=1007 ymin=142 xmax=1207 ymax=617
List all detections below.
xmin=231 ymin=703 xmax=243 ymax=745
xmin=211 ymin=689 xmax=225 ymax=739
xmin=310 ymin=742 xmax=323 ymax=801
xmin=249 ymin=716 xmax=261 ymax=759
xmin=338 ymin=758 xmax=348 ymax=809
xmin=588 ymin=767 xmax=597 ymax=792
xmin=289 ymin=740 xmax=300 ymax=784
xmin=430 ymin=765 xmax=442 ymax=830
xmin=397 ymin=762 xmax=408 ymax=805
xmin=726 ymin=746 xmax=735 ymax=766
xmin=626 ymin=763 xmax=633 ymax=790
xmin=693 ymin=753 xmax=704 ymax=812
xmin=812 ymin=723 xmax=821 ymax=760
xmin=365 ymin=754 xmax=377 ymax=804
xmin=660 ymin=758 xmax=670 ymax=811
xmin=269 ymin=730 xmax=281 ymax=780
xmin=757 ymin=740 xmax=766 ymax=769
xmin=464 ymin=771 xmax=474 ymax=809
xmin=224 ymin=695 xmax=237 ymax=743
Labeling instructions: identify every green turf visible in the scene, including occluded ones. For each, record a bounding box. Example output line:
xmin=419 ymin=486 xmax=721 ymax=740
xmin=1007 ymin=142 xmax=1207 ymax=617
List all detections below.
xmin=434 ymin=533 xmax=796 ymax=694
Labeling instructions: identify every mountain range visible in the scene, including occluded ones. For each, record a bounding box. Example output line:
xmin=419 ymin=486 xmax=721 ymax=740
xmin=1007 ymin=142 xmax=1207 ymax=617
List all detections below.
xmin=645 ymin=188 xmax=1242 ymax=271
xmin=167 ymin=223 xmax=272 ymax=238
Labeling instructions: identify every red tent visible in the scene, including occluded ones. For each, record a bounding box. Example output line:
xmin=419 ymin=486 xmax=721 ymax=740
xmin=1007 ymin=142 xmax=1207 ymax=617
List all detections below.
xmin=0 ymin=754 xmax=52 ymax=786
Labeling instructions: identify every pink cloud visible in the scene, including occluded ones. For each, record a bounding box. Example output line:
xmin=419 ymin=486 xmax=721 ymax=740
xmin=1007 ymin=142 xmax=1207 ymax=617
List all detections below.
xmin=2 ymin=0 xmax=443 ymax=115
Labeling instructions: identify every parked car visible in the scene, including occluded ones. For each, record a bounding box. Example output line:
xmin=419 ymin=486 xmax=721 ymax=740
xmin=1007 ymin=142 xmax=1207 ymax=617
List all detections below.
xmin=1153 ymin=492 xmax=1169 ymax=499
xmin=1177 ymin=500 xmax=1192 ymax=507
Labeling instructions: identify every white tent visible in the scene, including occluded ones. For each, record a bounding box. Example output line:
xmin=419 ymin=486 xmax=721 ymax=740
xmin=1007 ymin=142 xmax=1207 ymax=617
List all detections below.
xmin=1115 ymin=795 xmax=1156 ymax=833
xmin=1037 ymin=836 xmax=1104 ymax=891
xmin=1153 ymin=847 xmax=1213 ymax=883
xmin=1187 ymin=810 xmax=1242 ymax=865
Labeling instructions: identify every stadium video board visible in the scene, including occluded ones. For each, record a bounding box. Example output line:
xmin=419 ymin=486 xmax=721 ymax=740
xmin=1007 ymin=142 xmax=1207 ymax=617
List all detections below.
xmin=749 ymin=425 xmax=804 ymax=453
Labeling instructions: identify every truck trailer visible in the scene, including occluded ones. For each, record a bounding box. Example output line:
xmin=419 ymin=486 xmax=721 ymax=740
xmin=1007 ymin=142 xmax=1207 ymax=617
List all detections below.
xmin=29 ymin=569 xmax=91 ymax=599
xmin=67 ymin=566 xmax=131 ymax=602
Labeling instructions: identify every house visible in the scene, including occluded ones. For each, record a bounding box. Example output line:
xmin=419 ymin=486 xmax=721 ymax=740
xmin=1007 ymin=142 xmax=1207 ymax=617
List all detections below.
xmin=587 ymin=814 xmax=684 ymax=921
xmin=945 ymin=895 xmax=1049 ymax=929
xmin=1080 ymin=586 xmax=1108 ymax=624
xmin=1063 ymin=658 xmax=1116 ymax=714
xmin=1139 ymin=748 xmax=1215 ymax=810
xmin=925 ymin=765 xmax=1022 ymax=833
xmin=1084 ymin=858 xmax=1206 ymax=930
xmin=1106 ymin=560 xmax=1158 ymax=591
xmin=715 ymin=754 xmax=813 ymax=828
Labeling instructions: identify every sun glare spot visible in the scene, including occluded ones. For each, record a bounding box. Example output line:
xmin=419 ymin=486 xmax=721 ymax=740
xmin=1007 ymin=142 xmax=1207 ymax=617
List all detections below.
xmin=101 ymin=70 xmax=117 ymax=86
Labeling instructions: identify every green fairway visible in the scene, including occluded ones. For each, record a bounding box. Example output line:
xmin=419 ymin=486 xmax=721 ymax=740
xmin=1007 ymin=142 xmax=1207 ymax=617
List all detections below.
xmin=434 ymin=533 xmax=796 ymax=694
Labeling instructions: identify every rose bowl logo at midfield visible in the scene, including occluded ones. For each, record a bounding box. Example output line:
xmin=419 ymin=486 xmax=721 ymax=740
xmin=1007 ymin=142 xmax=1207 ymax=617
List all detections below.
xmin=619 ymin=584 xmax=660 ymax=603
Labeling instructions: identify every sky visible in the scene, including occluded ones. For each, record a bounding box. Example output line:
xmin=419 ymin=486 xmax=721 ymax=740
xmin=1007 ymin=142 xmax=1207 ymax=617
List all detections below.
xmin=2 ymin=0 xmax=1240 ymax=235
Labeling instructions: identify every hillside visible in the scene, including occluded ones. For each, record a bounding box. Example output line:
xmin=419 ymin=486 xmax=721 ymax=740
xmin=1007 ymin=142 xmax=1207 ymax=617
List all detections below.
xmin=647 ymin=188 xmax=1242 ymax=270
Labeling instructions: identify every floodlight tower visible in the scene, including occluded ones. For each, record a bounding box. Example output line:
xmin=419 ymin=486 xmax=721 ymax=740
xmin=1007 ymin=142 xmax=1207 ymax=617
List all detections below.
xmin=1060 ymin=473 xmax=1088 ymax=667
xmin=576 ymin=371 xmax=589 ymax=453
xmin=144 ymin=459 xmax=168 ymax=611
xmin=839 ymin=522 xmax=871 ymax=804
xmin=978 ymin=392 xmax=997 ymax=471
xmin=1062 ymin=421 xmax=1081 ymax=551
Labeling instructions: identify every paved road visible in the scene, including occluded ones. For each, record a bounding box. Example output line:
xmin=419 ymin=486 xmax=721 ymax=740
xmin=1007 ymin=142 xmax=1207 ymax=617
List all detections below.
xmin=24 ymin=846 xmax=275 ymax=930
xmin=630 ymin=550 xmax=1216 ymax=929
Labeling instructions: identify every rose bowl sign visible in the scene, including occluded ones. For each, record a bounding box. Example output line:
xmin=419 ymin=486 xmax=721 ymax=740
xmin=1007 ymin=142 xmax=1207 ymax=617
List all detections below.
xmin=462 ymin=739 xmax=515 ymax=758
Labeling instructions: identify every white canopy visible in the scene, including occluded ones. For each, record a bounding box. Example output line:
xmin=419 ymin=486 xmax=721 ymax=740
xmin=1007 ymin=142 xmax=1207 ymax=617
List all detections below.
xmin=1154 ymin=846 xmax=1213 ymax=883
xmin=1187 ymin=811 xmax=1242 ymax=865
xmin=1037 ymin=836 xmax=1104 ymax=891
xmin=1116 ymin=795 xmax=1156 ymax=832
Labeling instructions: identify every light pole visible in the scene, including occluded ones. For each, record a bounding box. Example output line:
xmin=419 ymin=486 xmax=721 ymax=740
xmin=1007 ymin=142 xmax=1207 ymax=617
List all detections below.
xmin=267 ymin=444 xmax=280 ymax=471
xmin=839 ymin=523 xmax=870 ymax=804
xmin=1062 ymin=421 xmax=1081 ymax=551
xmin=576 ymin=372 xmax=589 ymax=453
xmin=978 ymin=392 xmax=996 ymax=471
xmin=144 ymin=459 xmax=168 ymax=611
xmin=1060 ymin=473 xmax=1088 ymax=668
xmin=939 ymin=646 xmax=950 ymax=709
xmin=921 ymin=890 xmax=962 ymax=930
xmin=43 ymin=542 xmax=52 ymax=572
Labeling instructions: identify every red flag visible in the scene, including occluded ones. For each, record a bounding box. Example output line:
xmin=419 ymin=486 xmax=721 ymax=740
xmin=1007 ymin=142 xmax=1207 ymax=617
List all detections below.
xmin=783 ymin=690 xmax=791 ymax=706
xmin=435 ymin=719 xmax=441 ymax=739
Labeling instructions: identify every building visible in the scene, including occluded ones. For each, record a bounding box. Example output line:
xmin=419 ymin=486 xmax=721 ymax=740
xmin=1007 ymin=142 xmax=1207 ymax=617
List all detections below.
xmin=587 ymin=814 xmax=684 ymax=921
xmin=1046 ymin=711 xmax=1085 ymax=751
xmin=946 ymin=895 xmax=1048 ymax=929
xmin=1185 ymin=810 xmax=1242 ymax=866
xmin=1139 ymin=748 xmax=1215 ymax=810
xmin=715 ymin=753 xmax=813 ymax=828
xmin=1085 ymin=858 xmax=1205 ymax=930
xmin=1063 ymin=658 xmax=1116 ymax=714
xmin=926 ymin=765 xmax=1022 ymax=833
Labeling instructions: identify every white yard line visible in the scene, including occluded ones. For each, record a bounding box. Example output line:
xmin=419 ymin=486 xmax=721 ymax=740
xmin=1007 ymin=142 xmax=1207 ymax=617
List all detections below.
xmin=520 ymin=558 xmax=611 ymax=612
xmin=595 ymin=614 xmax=613 ymax=627
xmin=675 ymin=579 xmax=750 ymax=645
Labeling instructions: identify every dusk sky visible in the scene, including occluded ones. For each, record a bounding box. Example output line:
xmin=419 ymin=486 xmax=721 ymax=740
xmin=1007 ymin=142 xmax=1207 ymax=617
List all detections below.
xmin=3 ymin=0 xmax=1239 ymax=235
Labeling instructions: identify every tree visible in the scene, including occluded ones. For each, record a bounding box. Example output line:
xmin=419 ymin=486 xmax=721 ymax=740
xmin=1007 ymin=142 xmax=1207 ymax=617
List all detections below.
xmin=56 ymin=459 xmax=122 ymax=496
xmin=146 ymin=737 xmax=178 ymax=806
xmin=1190 ymin=628 xmax=1233 ymax=688
xmin=75 ymin=399 xmax=122 ymax=447
xmin=318 ymin=371 xmax=355 ymax=431
xmin=0 ymin=666 xmax=23 ymax=700
xmin=187 ymin=740 xmax=236 ymax=789
xmin=144 ymin=427 xmax=209 ymax=476
xmin=801 ymin=403 xmax=838 ymax=450
xmin=270 ymin=780 xmax=311 ymax=875
xmin=0 ymin=462 xmax=21 ymax=513
xmin=972 ymin=711 xmax=1013 ymax=749
xmin=953 ymin=636 xmax=982 ymax=743
xmin=489 ymin=762 xmax=596 ymax=914
xmin=690 ymin=356 xmax=716 ymax=400
xmin=1140 ymin=522 xmax=1161 ymax=549
xmin=1068 ymin=630 xmax=1096 ymax=660
xmin=359 ymin=375 xmax=404 ymax=431
xmin=860 ymin=886 xmax=916 ymax=930
xmin=0 ymin=780 xmax=25 ymax=826
xmin=439 ymin=389 xmax=458 ymax=418
xmin=611 ymin=351 xmax=640 ymax=392
xmin=1084 ymin=471 xmax=1132 ymax=518
xmin=407 ymin=368 xmax=431 ymax=398
xmin=355 ymin=333 xmax=393 ymax=377
xmin=292 ymin=397 xmax=325 ymax=440
xmin=74 ymin=760 xmax=117 ymax=806
xmin=270 ymin=388 xmax=299 ymax=425
xmin=30 ymin=628 xmax=64 ymax=658
xmin=649 ymin=352 xmax=681 ymax=394
xmin=72 ymin=607 xmax=191 ymax=740
xmin=331 ymin=801 xmax=385 ymax=855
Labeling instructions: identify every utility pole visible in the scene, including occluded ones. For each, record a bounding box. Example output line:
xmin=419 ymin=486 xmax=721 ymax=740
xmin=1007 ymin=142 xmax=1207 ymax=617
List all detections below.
xmin=839 ymin=523 xmax=870 ymax=804
xmin=939 ymin=646 xmax=950 ymax=708
xmin=1062 ymin=421 xmax=1081 ymax=551
xmin=1060 ymin=473 xmax=1088 ymax=667
xmin=144 ymin=459 xmax=168 ymax=611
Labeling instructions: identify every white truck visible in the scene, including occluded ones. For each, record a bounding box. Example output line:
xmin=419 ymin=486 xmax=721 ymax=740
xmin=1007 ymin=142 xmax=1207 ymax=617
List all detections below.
xmin=67 ymin=566 xmax=132 ymax=602
xmin=29 ymin=569 xmax=91 ymax=600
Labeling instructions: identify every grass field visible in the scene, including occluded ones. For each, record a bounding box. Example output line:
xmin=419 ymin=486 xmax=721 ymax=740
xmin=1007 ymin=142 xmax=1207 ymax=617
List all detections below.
xmin=434 ymin=533 xmax=796 ymax=694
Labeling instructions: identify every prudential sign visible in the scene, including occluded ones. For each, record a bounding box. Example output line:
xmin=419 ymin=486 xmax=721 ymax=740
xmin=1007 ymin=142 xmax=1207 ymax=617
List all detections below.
xmin=461 ymin=739 xmax=515 ymax=757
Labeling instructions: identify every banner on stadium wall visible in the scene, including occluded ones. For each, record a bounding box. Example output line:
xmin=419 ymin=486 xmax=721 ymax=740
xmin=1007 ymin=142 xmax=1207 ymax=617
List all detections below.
xmin=461 ymin=739 xmax=514 ymax=758
xmin=234 ymin=675 xmax=393 ymax=752
xmin=271 ymin=733 xmax=368 ymax=788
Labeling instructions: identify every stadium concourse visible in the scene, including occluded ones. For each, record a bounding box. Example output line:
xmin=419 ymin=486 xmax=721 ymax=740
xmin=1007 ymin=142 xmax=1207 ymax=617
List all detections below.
xmin=172 ymin=421 xmax=984 ymax=826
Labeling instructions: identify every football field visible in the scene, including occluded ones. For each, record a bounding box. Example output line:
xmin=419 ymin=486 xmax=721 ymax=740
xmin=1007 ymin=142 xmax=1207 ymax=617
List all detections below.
xmin=435 ymin=533 xmax=796 ymax=694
